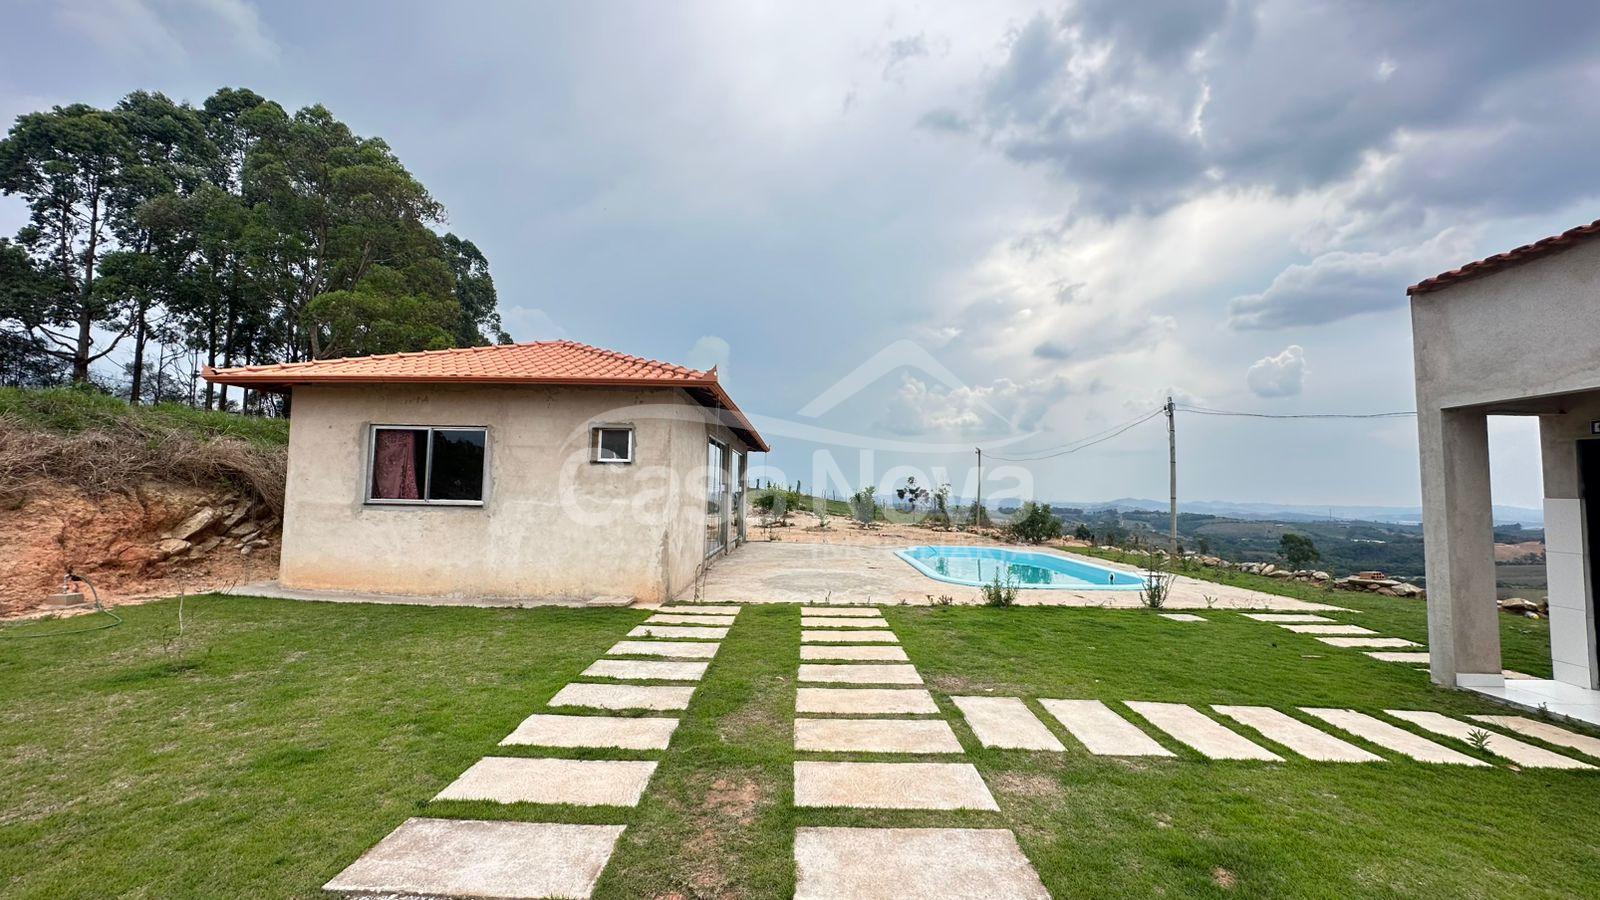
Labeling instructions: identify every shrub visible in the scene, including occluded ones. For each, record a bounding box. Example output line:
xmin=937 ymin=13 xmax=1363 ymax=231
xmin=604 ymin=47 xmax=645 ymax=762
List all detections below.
xmin=980 ymin=570 xmax=1017 ymax=607
xmin=849 ymin=485 xmax=879 ymax=526
xmin=1280 ymin=533 xmax=1320 ymax=570
xmin=1139 ymin=559 xmax=1173 ymax=609
xmin=1009 ymin=501 xmax=1062 ymax=544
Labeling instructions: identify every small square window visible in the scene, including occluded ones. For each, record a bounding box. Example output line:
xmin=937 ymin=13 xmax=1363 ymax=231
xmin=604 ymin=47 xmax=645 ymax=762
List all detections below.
xmin=592 ymin=426 xmax=634 ymax=463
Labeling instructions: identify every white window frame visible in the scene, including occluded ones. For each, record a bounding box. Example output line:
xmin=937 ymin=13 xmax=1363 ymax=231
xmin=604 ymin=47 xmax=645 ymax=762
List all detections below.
xmin=364 ymin=424 xmax=489 ymax=507
xmin=591 ymin=424 xmax=635 ymax=464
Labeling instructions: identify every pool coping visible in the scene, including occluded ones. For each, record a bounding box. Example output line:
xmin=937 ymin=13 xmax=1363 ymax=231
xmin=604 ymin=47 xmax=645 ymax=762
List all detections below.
xmin=893 ymin=545 xmax=1148 ymax=591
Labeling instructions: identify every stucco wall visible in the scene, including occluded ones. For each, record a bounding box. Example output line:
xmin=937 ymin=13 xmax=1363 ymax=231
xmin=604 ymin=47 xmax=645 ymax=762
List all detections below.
xmin=1412 ymin=238 xmax=1600 ymax=410
xmin=279 ymin=383 xmax=755 ymax=601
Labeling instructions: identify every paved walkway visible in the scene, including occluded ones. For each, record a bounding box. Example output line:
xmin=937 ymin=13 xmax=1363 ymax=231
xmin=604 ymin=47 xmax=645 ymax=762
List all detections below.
xmin=789 ymin=606 xmax=1050 ymax=899
xmin=695 ymin=542 xmax=1344 ymax=609
xmin=325 ymin=605 xmax=739 ymax=899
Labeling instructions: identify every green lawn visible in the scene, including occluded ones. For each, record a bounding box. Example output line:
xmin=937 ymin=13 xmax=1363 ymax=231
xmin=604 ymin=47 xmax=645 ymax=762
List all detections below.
xmin=2 ymin=589 xmax=1597 ymax=898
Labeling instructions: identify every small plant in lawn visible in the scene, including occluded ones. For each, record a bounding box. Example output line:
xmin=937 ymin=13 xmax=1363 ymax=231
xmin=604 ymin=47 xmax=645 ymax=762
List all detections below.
xmin=1203 ymin=594 xmax=1217 ymax=609
xmin=813 ymin=494 xmax=830 ymax=529
xmin=1466 ymin=729 xmax=1492 ymax=752
xmin=981 ymin=571 xmax=1017 ymax=607
xmin=1140 ymin=561 xmax=1174 ymax=610
xmin=929 ymin=594 xmax=955 ymax=607
xmin=1538 ymin=702 xmax=1551 ymax=720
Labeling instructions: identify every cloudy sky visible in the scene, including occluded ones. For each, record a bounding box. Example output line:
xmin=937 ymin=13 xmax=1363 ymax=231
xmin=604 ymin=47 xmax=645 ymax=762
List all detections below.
xmin=5 ymin=0 xmax=1597 ymax=510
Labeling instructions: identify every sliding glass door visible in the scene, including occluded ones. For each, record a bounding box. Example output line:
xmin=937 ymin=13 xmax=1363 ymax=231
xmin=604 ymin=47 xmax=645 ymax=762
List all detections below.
xmin=706 ymin=439 xmax=727 ymax=557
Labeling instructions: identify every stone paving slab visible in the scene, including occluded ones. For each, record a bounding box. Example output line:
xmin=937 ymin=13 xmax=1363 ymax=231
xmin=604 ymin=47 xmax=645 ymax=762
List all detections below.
xmin=1279 ymin=623 xmax=1375 ymax=635
xmin=797 ymin=687 xmax=940 ymax=715
xmin=606 ymin=640 xmax=719 ymax=658
xmin=549 ymin=682 xmax=696 ymax=711
xmin=324 ymin=817 xmax=624 ymax=899
xmin=1243 ymin=613 xmax=1333 ymax=623
xmin=795 ymin=718 xmax=964 ymax=753
xmin=1318 ymin=636 xmax=1419 ymax=648
xmin=801 ymin=616 xmax=892 ymax=628
xmin=1300 ymin=708 xmax=1487 ymax=765
xmin=1038 ymin=699 xmax=1174 ymax=756
xmin=582 ymin=659 xmax=708 ymax=681
xmin=1212 ymin=705 xmax=1382 ymax=762
xmin=1386 ymin=710 xmax=1594 ymax=769
xmin=1366 ymin=651 xmax=1432 ymax=663
xmin=1158 ymin=613 xmax=1207 ymax=622
xmin=656 ymin=605 xmax=742 ymax=615
xmin=800 ymin=606 xmax=881 ymax=616
xmin=1125 ymin=702 xmax=1282 ymax=761
xmin=794 ymin=827 xmax=1049 ymax=900
xmin=500 ymin=713 xmax=681 ymax=750
xmin=801 ymin=644 xmax=910 ymax=661
xmin=645 ymin=613 xmax=737 ymax=626
xmin=952 ymin=696 xmax=1064 ymax=751
xmin=434 ymin=756 xmax=660 ymax=806
xmin=802 ymin=629 xmax=899 ymax=643
xmin=628 ymin=624 xmax=729 ymax=640
xmin=1468 ymin=715 xmax=1600 ymax=759
xmin=798 ymin=663 xmax=923 ymax=685
xmin=794 ymin=761 xmax=999 ymax=810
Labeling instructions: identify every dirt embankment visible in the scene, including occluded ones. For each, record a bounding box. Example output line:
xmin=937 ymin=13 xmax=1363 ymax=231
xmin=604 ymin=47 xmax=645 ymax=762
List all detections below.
xmin=0 ymin=397 xmax=287 ymax=618
xmin=0 ymin=482 xmax=281 ymax=618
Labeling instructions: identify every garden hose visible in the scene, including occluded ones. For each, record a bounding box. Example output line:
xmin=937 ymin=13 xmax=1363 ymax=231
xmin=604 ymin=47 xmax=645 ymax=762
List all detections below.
xmin=1 ymin=572 xmax=123 ymax=639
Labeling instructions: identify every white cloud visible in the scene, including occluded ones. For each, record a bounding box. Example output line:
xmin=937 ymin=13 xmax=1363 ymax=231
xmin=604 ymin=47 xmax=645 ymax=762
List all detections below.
xmin=879 ymin=373 xmax=1071 ymax=436
xmin=685 ymin=334 xmax=731 ymax=376
xmin=1226 ymin=228 xmax=1477 ymax=330
xmin=1246 ymin=345 xmax=1308 ymax=397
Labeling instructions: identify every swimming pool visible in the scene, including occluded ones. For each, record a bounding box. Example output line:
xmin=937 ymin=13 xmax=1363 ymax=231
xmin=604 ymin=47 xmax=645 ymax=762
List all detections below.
xmin=895 ymin=545 xmax=1147 ymax=590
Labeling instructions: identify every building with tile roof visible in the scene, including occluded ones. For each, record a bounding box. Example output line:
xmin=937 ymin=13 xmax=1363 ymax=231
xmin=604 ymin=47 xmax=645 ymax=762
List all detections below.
xmin=204 ymin=340 xmax=766 ymax=602
xmin=1409 ymin=218 xmax=1600 ymax=725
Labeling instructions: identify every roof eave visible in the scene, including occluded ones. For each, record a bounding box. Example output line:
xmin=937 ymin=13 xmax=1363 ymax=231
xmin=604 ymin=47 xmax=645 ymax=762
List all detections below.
xmin=200 ymin=369 xmax=772 ymax=452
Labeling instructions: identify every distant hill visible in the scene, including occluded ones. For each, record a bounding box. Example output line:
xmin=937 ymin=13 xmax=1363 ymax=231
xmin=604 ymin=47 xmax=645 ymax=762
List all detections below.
xmin=1062 ymin=497 xmax=1544 ymax=527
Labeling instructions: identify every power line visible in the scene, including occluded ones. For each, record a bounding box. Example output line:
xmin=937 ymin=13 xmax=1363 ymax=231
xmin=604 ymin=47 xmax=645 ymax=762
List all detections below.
xmin=981 ymin=407 xmax=1165 ymax=461
xmin=1176 ymin=404 xmax=1416 ymax=420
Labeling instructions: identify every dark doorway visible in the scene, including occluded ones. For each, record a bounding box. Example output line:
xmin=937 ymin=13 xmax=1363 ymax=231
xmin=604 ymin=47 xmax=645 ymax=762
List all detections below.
xmin=1579 ymin=440 xmax=1600 ymax=657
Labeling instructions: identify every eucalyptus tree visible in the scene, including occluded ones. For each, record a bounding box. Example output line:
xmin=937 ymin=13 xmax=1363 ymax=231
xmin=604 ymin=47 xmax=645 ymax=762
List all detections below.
xmin=0 ymin=104 xmax=134 ymax=381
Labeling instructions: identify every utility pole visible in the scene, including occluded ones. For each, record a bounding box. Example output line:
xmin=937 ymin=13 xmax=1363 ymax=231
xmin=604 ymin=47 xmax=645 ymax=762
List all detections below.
xmin=974 ymin=447 xmax=983 ymax=527
xmin=1166 ymin=395 xmax=1178 ymax=559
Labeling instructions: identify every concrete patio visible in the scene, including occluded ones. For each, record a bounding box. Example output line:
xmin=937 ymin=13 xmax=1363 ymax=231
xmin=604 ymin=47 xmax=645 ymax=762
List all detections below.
xmin=690 ymin=542 xmax=1345 ymax=609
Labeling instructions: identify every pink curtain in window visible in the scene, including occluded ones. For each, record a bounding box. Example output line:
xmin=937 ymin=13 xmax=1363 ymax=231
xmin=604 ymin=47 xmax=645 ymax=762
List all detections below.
xmin=373 ymin=430 xmax=420 ymax=499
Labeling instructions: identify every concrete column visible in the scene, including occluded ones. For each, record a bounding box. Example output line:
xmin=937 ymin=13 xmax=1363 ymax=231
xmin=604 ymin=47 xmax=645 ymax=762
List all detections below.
xmin=1417 ymin=406 xmax=1502 ymax=687
xmin=1540 ymin=409 xmax=1600 ymax=689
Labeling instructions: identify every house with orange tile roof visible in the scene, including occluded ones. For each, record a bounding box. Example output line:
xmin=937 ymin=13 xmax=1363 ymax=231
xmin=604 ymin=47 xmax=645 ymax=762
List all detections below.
xmin=204 ymin=340 xmax=768 ymax=603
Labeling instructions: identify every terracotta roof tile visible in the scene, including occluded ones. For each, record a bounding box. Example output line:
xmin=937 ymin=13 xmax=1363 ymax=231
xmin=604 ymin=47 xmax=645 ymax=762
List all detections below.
xmin=203 ymin=340 xmax=767 ymax=450
xmin=1408 ymin=218 xmax=1600 ymax=295
xmin=205 ymin=339 xmax=711 ymax=384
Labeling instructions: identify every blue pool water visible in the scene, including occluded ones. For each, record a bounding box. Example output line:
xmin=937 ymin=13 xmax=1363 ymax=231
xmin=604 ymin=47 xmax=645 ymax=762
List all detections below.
xmin=896 ymin=545 xmax=1146 ymax=591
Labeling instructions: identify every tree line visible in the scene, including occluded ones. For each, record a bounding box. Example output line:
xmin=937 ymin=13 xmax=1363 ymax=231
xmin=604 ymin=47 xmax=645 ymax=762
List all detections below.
xmin=0 ymin=87 xmax=509 ymax=411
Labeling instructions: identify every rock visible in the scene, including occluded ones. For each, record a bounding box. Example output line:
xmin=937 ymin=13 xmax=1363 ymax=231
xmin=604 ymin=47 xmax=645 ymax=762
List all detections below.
xmin=1310 ymin=571 xmax=1331 ymax=582
xmin=1389 ymin=582 xmax=1424 ymax=598
xmin=188 ymin=535 xmax=224 ymax=558
xmin=240 ymin=545 xmax=253 ymax=556
xmin=1499 ymin=597 xmax=1541 ymax=615
xmin=227 ymin=521 xmax=256 ymax=537
xmin=154 ymin=538 xmax=192 ymax=559
xmin=167 ymin=507 xmax=220 ymax=542
xmin=221 ymin=500 xmax=256 ymax=529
